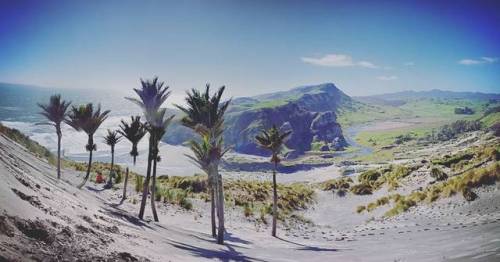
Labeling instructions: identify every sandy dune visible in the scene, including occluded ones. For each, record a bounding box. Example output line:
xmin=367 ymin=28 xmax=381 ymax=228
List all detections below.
xmin=1 ymin=133 xmax=500 ymax=261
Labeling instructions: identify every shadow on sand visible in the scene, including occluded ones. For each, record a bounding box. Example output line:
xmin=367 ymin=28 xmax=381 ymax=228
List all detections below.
xmin=168 ymin=240 xmax=266 ymax=262
xmin=99 ymin=204 xmax=153 ymax=230
xmin=276 ymin=236 xmax=341 ymax=252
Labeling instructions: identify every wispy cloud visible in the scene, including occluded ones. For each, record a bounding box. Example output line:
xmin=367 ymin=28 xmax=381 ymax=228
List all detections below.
xmin=404 ymin=61 xmax=415 ymax=66
xmin=458 ymin=56 xmax=498 ymax=65
xmin=301 ymin=54 xmax=378 ymax=68
xmin=377 ymin=75 xmax=398 ymax=81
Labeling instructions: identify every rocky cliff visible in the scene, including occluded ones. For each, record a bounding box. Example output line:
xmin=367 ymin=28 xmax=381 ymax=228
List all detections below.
xmin=164 ymin=83 xmax=350 ymax=157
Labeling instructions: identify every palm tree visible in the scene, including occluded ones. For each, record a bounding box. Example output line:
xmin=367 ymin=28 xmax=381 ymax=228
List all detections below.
xmin=37 ymin=95 xmax=71 ymax=180
xmin=185 ymin=136 xmax=215 ymax=237
xmin=103 ymin=129 xmax=121 ymax=188
xmin=176 ymin=84 xmax=231 ymax=244
xmin=118 ymin=116 xmax=147 ymax=200
xmin=255 ymin=125 xmax=291 ymax=237
xmin=126 ymin=77 xmax=171 ymax=220
xmin=147 ymin=108 xmax=174 ymax=222
xmin=66 ymin=103 xmax=110 ymax=189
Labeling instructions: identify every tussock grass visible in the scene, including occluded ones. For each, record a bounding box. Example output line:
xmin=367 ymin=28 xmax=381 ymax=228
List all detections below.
xmin=156 ymin=175 xmax=315 ymax=220
xmin=348 ymin=164 xmax=417 ymax=195
xmin=226 ymin=180 xmax=315 ymax=219
xmin=430 ymin=167 xmax=448 ymax=181
xmin=319 ymin=177 xmax=353 ymax=191
xmin=358 ymin=170 xmax=381 ymax=184
xmin=350 ymin=183 xmax=373 ymax=195
xmin=0 ymin=123 xmax=56 ymax=165
xmin=358 ymin=162 xmax=500 ymax=217
xmin=158 ymin=174 xmax=208 ymax=193
xmin=134 ymin=175 xmax=143 ymax=193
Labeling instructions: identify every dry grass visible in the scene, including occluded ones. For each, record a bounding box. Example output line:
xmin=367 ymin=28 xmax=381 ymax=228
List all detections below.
xmin=358 ymin=162 xmax=500 ymax=217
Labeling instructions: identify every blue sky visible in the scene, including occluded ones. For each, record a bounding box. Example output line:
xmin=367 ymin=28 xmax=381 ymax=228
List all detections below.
xmin=0 ymin=0 xmax=499 ymax=100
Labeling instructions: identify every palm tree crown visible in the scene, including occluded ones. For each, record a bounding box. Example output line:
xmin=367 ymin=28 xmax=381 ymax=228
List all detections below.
xmin=104 ymin=129 xmax=121 ymax=148
xmin=66 ymin=103 xmax=110 ymax=151
xmin=126 ymin=77 xmax=171 ymax=124
xmin=176 ymin=84 xmax=230 ymax=137
xmin=255 ymin=125 xmax=291 ymax=163
xmin=37 ymin=94 xmax=71 ymax=129
xmin=118 ymin=116 xmax=147 ymax=163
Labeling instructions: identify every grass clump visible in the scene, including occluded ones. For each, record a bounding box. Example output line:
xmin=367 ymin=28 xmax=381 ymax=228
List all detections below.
xmin=431 ymin=153 xmax=474 ymax=168
xmin=225 ymin=180 xmax=315 ymax=220
xmin=363 ymin=162 xmax=500 ymax=217
xmin=356 ymin=205 xmax=366 ymax=213
xmin=160 ymin=174 xmax=208 ymax=193
xmin=319 ymin=177 xmax=353 ymax=191
xmin=430 ymin=167 xmax=448 ymax=181
xmin=134 ymin=175 xmax=143 ymax=192
xmin=350 ymin=183 xmax=373 ymax=195
xmin=358 ymin=169 xmax=381 ymax=184
xmin=244 ymin=204 xmax=253 ymax=217
xmin=157 ymin=186 xmax=193 ymax=210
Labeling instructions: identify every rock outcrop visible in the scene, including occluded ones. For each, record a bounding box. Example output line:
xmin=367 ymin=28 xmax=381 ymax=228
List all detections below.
xmin=164 ymin=83 xmax=350 ymax=157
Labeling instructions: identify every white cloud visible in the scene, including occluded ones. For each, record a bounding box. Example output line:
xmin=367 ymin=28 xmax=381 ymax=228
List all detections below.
xmin=377 ymin=75 xmax=398 ymax=81
xmin=458 ymin=56 xmax=498 ymax=65
xmin=301 ymin=54 xmax=378 ymax=68
xmin=404 ymin=62 xmax=415 ymax=66
xmin=357 ymin=61 xmax=377 ymax=68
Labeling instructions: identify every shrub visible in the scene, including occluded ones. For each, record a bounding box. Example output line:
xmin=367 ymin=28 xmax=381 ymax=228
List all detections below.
xmin=179 ymin=198 xmax=193 ymax=210
xmin=436 ymin=120 xmax=481 ymax=141
xmin=462 ymin=187 xmax=477 ymax=201
xmin=350 ymin=183 xmax=373 ymax=195
xmin=244 ymin=204 xmax=253 ymax=217
xmin=260 ymin=207 xmax=268 ymax=224
xmin=454 ymin=107 xmax=474 ymax=115
xmin=358 ymin=169 xmax=381 ymax=184
xmin=135 ymin=175 xmax=143 ymax=192
xmin=491 ymin=122 xmax=500 ymax=137
xmin=162 ymin=174 xmax=208 ymax=193
xmin=394 ymin=134 xmax=413 ymax=144
xmin=430 ymin=167 xmax=448 ymax=181
xmin=320 ymin=177 xmax=353 ymax=191
xmin=114 ymin=169 xmax=122 ymax=184
xmin=356 ymin=205 xmax=366 ymax=213
xmin=432 ymin=153 xmax=474 ymax=167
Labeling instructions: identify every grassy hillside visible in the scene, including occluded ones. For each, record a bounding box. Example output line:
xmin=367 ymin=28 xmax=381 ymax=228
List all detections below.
xmin=0 ymin=122 xmax=56 ymax=165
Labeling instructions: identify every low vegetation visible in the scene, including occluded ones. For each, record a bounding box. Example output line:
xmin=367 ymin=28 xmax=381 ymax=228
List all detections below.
xmin=0 ymin=123 xmax=56 ymax=165
xmin=430 ymin=167 xmax=448 ymax=181
xmin=358 ymin=162 xmax=500 ymax=217
xmin=433 ymin=120 xmax=481 ymax=141
xmin=156 ymin=175 xmax=316 ymax=221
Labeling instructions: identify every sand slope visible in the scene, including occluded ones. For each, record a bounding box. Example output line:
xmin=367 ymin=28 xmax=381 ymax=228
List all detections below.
xmin=1 ymin=133 xmax=499 ymax=261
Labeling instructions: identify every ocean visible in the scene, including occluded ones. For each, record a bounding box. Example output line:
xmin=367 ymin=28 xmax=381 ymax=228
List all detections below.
xmin=0 ymin=83 xmax=201 ymax=176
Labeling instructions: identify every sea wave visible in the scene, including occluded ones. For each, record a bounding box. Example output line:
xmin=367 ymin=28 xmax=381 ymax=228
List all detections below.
xmin=1 ymin=117 xmax=201 ymax=177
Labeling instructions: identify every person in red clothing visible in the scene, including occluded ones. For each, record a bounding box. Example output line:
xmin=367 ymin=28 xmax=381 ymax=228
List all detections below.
xmin=95 ymin=171 xmax=105 ymax=184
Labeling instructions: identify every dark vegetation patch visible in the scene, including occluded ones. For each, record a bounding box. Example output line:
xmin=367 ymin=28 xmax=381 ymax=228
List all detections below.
xmin=430 ymin=167 xmax=448 ymax=181
xmin=432 ymin=120 xmax=481 ymax=141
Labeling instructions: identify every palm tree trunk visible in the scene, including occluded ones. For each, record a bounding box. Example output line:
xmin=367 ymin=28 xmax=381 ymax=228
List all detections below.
xmin=78 ymin=137 xmax=94 ymax=189
xmin=106 ymin=147 xmax=115 ymax=187
xmin=139 ymin=134 xmax=154 ymax=219
xmin=272 ymin=161 xmax=278 ymax=237
xmin=210 ymin=181 xmax=216 ymax=238
xmin=215 ymin=165 xmax=224 ymax=244
xmin=122 ymin=167 xmax=129 ymax=200
xmin=56 ymin=131 xmax=62 ymax=180
xmin=151 ymin=156 xmax=159 ymax=222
